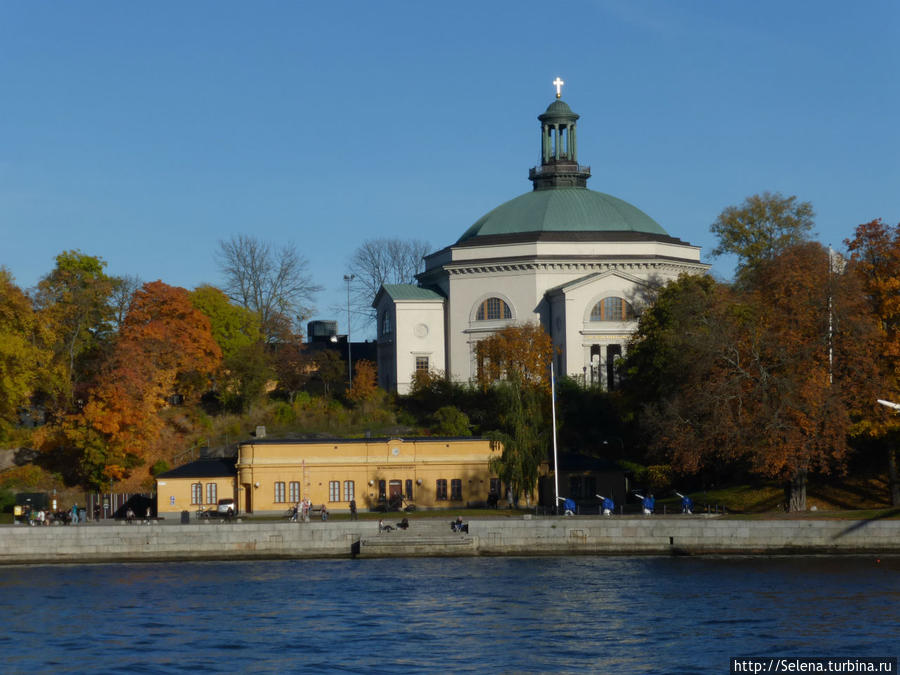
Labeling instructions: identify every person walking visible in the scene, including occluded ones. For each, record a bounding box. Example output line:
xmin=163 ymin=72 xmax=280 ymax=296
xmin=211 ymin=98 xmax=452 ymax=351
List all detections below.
xmin=349 ymin=499 xmax=357 ymax=521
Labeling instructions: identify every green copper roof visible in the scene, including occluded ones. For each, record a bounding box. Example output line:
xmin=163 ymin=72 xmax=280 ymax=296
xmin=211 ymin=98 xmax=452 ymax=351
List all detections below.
xmin=456 ymin=187 xmax=669 ymax=244
xmin=379 ymin=284 xmax=444 ymax=301
xmin=539 ymin=99 xmax=578 ymax=121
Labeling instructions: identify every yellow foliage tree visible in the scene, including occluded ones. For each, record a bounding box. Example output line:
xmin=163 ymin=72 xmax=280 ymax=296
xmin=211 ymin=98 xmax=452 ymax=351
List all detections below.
xmin=347 ymin=360 xmax=378 ymax=404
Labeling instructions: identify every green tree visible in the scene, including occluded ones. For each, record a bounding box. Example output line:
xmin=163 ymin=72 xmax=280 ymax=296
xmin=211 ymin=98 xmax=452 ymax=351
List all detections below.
xmin=190 ymin=284 xmax=262 ymax=359
xmin=487 ymin=375 xmax=547 ymax=507
xmin=32 ymin=251 xmax=117 ymax=411
xmin=220 ymin=341 xmax=274 ymax=413
xmin=313 ymin=349 xmax=346 ymax=397
xmin=711 ymin=192 xmax=815 ymax=277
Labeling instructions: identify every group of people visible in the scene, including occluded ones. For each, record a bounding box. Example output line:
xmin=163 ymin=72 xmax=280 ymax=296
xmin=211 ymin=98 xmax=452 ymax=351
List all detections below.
xmin=289 ymin=498 xmax=332 ymax=523
xmin=378 ymin=517 xmax=410 ymax=533
xmin=19 ymin=503 xmax=84 ymax=526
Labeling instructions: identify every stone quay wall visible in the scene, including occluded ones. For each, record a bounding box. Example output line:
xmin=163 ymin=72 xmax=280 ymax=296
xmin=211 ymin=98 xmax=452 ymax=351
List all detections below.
xmin=1 ymin=515 xmax=898 ymax=565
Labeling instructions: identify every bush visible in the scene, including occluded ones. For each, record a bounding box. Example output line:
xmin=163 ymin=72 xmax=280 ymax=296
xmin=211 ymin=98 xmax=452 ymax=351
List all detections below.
xmin=432 ymin=406 xmax=472 ymax=436
xmin=271 ymin=401 xmax=296 ymax=425
xmin=0 ymin=487 xmax=15 ymax=514
xmin=150 ymin=460 xmax=170 ymax=476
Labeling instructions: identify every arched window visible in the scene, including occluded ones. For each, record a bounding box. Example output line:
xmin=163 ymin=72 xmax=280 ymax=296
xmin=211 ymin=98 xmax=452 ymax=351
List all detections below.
xmin=475 ymin=297 xmax=512 ymax=321
xmin=590 ymin=297 xmax=635 ymax=321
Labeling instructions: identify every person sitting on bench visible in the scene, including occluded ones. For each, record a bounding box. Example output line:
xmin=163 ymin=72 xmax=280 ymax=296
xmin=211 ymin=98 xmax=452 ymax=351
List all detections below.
xmin=451 ymin=516 xmax=468 ymax=533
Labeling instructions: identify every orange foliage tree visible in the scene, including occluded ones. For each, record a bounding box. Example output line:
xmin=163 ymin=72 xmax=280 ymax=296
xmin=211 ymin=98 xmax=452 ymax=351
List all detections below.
xmin=846 ymin=219 xmax=900 ymax=505
xmin=70 ymin=281 xmax=222 ymax=488
xmin=474 ymin=323 xmax=553 ymax=391
xmin=626 ymin=243 xmax=879 ymax=510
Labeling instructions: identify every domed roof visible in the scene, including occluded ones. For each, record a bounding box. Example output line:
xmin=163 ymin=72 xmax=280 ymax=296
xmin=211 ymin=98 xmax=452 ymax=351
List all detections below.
xmin=456 ymin=187 xmax=669 ymax=244
xmin=539 ymin=99 xmax=577 ymax=120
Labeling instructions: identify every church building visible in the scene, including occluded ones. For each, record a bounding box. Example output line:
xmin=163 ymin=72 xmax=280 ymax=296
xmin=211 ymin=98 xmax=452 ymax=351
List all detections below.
xmin=374 ymin=82 xmax=708 ymax=394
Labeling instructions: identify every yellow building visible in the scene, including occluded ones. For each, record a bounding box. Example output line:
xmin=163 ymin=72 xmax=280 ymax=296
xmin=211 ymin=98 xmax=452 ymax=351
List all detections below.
xmin=156 ymin=437 xmax=501 ymax=516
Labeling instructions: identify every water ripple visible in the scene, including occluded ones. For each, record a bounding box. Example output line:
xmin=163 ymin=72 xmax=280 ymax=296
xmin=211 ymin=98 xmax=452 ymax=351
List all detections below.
xmin=0 ymin=555 xmax=897 ymax=673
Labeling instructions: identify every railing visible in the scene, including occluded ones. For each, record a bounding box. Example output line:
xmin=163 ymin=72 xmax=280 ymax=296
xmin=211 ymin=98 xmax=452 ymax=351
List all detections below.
xmin=529 ymin=164 xmax=591 ymax=177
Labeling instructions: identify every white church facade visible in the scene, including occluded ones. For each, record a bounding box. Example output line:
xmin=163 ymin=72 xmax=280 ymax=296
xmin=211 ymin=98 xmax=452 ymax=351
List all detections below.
xmin=374 ymin=85 xmax=708 ymax=394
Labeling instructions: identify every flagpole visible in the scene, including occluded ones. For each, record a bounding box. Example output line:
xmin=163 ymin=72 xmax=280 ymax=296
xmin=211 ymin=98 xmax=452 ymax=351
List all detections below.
xmin=551 ymin=361 xmax=559 ymax=512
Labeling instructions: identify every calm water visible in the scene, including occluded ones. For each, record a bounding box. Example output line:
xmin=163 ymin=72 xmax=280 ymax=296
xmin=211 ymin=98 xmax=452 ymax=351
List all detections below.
xmin=0 ymin=556 xmax=897 ymax=674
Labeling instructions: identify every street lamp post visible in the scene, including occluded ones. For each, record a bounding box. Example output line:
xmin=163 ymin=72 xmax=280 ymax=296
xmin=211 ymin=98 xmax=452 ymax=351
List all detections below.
xmin=344 ymin=274 xmax=354 ymax=388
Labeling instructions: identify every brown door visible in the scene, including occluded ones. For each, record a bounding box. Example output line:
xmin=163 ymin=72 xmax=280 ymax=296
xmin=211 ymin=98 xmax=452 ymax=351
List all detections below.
xmin=389 ymin=480 xmax=402 ymax=508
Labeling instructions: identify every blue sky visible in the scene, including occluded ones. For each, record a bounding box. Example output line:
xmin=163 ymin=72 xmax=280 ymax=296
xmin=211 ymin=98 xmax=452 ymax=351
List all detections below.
xmin=2 ymin=1 xmax=897 ymax=338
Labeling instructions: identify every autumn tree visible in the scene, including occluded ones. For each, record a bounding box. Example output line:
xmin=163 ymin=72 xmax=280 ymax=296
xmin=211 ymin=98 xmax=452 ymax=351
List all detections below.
xmin=271 ymin=337 xmax=314 ymax=402
xmin=474 ymin=323 xmax=553 ymax=391
xmin=0 ymin=268 xmax=50 ymax=437
xmin=109 ymin=274 xmax=143 ymax=330
xmin=70 ymin=282 xmax=222 ymax=487
xmin=845 ymin=219 xmax=900 ymax=505
xmin=217 ymin=235 xmax=321 ymax=341
xmin=711 ymin=192 xmax=815 ymax=278
xmin=347 ymin=359 xmax=378 ymax=404
xmin=32 ymin=251 xmax=117 ymax=411
xmin=346 ymin=238 xmax=430 ymax=325
xmin=625 ymin=244 xmax=879 ymax=510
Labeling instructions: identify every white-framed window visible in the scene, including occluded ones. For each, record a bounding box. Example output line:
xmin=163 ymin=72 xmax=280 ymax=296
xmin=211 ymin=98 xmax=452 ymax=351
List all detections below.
xmin=274 ymin=482 xmax=286 ymax=503
xmin=206 ymin=483 xmax=217 ymax=505
xmin=289 ymin=481 xmax=300 ymax=503
xmin=329 ymin=481 xmax=340 ymax=502
xmin=191 ymin=483 xmax=202 ymax=505
xmin=415 ymin=356 xmax=429 ymax=373
xmin=343 ymin=481 xmax=355 ymax=501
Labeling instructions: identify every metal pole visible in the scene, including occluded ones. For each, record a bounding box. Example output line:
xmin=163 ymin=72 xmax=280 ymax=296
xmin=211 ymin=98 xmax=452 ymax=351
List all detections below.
xmin=551 ymin=361 xmax=559 ymax=511
xmin=344 ymin=274 xmax=354 ymax=388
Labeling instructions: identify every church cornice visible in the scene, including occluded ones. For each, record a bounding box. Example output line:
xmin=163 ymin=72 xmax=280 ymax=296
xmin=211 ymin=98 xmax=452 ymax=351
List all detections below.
xmin=439 ymin=255 xmax=709 ymax=277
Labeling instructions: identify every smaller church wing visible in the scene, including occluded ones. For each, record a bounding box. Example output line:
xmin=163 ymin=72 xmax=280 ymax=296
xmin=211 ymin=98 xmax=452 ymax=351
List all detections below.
xmin=373 ymin=284 xmax=446 ymax=394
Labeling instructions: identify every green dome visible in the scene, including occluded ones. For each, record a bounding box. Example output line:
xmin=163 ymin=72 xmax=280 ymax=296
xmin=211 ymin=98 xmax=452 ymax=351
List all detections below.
xmin=539 ymin=99 xmax=577 ymax=120
xmin=456 ymin=187 xmax=669 ymax=244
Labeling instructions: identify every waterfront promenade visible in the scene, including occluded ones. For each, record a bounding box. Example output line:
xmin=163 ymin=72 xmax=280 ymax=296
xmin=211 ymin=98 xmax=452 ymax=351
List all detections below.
xmin=1 ymin=513 xmax=898 ymax=565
